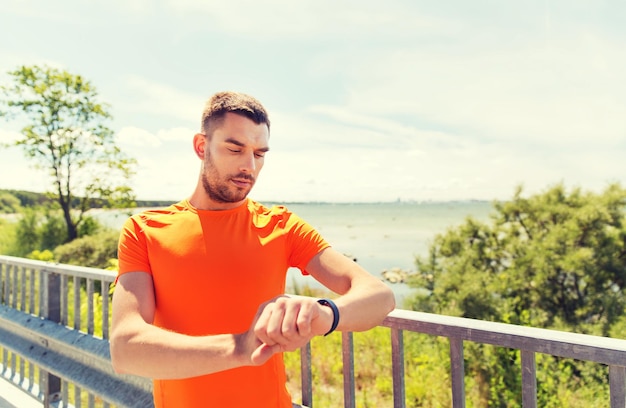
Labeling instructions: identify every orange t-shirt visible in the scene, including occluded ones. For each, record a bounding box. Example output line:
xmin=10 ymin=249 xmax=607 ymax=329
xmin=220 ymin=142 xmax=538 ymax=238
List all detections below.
xmin=117 ymin=198 xmax=329 ymax=407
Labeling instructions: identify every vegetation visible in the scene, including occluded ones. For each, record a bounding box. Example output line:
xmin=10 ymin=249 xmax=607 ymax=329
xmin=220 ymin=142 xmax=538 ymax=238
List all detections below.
xmin=1 ymin=183 xmax=624 ymax=406
xmin=0 ymin=65 xmax=137 ymax=242
xmin=0 ymin=217 xmax=17 ymax=254
xmin=0 ymin=188 xmax=173 ymax=214
xmin=54 ymin=229 xmax=120 ymax=270
xmin=407 ymin=183 xmax=626 ymax=333
xmin=403 ymin=183 xmax=626 ymax=406
xmin=0 ymin=191 xmax=21 ymax=213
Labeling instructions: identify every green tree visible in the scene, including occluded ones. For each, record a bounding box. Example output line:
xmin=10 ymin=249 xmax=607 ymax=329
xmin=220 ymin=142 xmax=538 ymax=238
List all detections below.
xmin=0 ymin=191 xmax=21 ymax=213
xmin=408 ymin=183 xmax=626 ymax=333
xmin=405 ymin=183 xmax=626 ymax=405
xmin=0 ymin=65 xmax=136 ymax=242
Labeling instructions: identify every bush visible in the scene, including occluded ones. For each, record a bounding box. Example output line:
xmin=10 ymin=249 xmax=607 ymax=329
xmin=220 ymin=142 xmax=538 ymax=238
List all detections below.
xmin=40 ymin=212 xmax=67 ymax=249
xmin=14 ymin=208 xmax=40 ymax=256
xmin=77 ymin=215 xmax=101 ymax=237
xmin=27 ymin=249 xmax=55 ymax=261
xmin=53 ymin=229 xmax=119 ymax=269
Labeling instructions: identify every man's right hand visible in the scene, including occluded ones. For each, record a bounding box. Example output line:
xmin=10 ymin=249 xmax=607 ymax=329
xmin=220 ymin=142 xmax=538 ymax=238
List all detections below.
xmin=237 ymin=295 xmax=334 ymax=366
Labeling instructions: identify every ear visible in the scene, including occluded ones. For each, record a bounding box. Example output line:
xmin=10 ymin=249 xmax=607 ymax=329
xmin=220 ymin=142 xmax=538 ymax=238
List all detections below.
xmin=193 ymin=133 xmax=206 ymax=159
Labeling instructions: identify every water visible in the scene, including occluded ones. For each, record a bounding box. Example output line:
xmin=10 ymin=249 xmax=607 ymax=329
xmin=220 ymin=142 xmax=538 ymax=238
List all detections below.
xmin=90 ymin=200 xmax=493 ymax=304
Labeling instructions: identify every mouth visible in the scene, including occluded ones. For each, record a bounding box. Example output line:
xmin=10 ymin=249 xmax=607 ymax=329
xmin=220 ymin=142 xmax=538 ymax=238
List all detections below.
xmin=231 ymin=177 xmax=254 ymax=188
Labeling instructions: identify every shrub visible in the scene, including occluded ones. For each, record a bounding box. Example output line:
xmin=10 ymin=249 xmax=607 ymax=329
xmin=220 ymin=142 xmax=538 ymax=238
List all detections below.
xmin=14 ymin=208 xmax=40 ymax=256
xmin=54 ymin=229 xmax=119 ymax=269
xmin=40 ymin=213 xmax=67 ymax=249
xmin=27 ymin=249 xmax=55 ymax=261
xmin=78 ymin=215 xmax=101 ymax=237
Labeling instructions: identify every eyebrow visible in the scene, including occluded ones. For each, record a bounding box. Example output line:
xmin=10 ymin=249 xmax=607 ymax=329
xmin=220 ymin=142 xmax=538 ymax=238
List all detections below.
xmin=225 ymin=138 xmax=270 ymax=153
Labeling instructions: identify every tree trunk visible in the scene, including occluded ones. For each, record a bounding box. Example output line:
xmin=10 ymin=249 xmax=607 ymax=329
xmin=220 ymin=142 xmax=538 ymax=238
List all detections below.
xmin=60 ymin=200 xmax=78 ymax=242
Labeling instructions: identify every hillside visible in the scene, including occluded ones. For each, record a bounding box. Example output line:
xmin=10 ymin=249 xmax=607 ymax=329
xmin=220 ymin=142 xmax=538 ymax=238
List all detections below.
xmin=0 ymin=189 xmax=174 ymax=213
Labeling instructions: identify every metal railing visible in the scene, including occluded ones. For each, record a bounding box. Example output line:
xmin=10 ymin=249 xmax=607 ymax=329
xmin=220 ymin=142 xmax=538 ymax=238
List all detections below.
xmin=0 ymin=255 xmax=151 ymax=408
xmin=1 ymin=255 xmax=626 ymax=407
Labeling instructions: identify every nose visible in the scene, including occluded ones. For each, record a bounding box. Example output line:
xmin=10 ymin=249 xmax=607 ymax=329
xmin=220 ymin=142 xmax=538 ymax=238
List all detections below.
xmin=239 ymin=151 xmax=256 ymax=174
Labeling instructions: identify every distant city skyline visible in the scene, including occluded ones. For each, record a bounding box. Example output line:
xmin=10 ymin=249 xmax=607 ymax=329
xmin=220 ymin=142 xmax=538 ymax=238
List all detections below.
xmin=1 ymin=1 xmax=624 ymax=203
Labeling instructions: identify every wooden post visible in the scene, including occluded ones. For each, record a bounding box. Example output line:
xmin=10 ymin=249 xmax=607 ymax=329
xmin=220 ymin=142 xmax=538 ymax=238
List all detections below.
xmin=391 ymin=328 xmax=405 ymax=408
xmin=449 ymin=337 xmax=465 ymax=408
xmin=42 ymin=271 xmax=62 ymax=407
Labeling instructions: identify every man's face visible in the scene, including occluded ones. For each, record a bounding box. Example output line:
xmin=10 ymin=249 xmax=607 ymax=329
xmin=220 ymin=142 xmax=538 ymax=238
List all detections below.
xmin=200 ymin=112 xmax=270 ymax=206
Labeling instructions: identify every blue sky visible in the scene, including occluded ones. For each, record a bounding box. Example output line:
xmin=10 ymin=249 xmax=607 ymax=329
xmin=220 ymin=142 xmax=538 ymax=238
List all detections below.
xmin=1 ymin=0 xmax=625 ymax=203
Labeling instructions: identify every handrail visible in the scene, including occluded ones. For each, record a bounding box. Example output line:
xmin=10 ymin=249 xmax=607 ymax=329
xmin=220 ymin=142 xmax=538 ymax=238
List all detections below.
xmin=381 ymin=309 xmax=626 ymax=408
xmin=0 ymin=255 xmax=150 ymax=407
xmin=1 ymin=255 xmax=626 ymax=407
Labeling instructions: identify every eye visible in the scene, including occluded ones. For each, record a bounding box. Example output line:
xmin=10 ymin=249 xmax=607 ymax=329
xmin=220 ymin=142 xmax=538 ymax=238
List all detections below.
xmin=254 ymin=152 xmax=266 ymax=158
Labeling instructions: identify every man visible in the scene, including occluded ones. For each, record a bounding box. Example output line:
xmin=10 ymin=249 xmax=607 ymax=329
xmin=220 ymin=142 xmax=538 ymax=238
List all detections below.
xmin=110 ymin=91 xmax=396 ymax=407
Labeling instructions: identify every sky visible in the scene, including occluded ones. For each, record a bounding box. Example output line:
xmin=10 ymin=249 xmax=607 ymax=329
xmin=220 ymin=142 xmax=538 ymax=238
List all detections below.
xmin=0 ymin=0 xmax=625 ymax=203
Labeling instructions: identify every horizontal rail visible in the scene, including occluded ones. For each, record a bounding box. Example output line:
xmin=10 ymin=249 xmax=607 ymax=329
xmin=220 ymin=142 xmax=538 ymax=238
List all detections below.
xmin=0 ymin=255 xmax=117 ymax=282
xmin=0 ymin=304 xmax=152 ymax=408
xmin=382 ymin=309 xmax=626 ymax=366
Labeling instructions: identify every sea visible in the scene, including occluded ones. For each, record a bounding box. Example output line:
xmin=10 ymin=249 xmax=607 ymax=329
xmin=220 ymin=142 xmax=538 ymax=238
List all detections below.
xmin=91 ymin=200 xmax=494 ymax=305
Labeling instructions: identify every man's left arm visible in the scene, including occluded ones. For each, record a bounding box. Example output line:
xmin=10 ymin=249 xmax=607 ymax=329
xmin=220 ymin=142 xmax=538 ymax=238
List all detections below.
xmin=305 ymin=247 xmax=396 ymax=332
xmin=253 ymin=247 xmax=395 ymax=352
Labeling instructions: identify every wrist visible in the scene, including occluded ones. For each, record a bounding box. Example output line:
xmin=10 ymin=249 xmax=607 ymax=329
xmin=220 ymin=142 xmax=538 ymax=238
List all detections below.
xmin=317 ymin=298 xmax=340 ymax=336
xmin=232 ymin=333 xmax=252 ymax=366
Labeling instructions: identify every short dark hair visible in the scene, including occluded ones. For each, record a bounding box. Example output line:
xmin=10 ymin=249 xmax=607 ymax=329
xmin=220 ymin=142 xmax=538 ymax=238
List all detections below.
xmin=200 ymin=91 xmax=270 ymax=136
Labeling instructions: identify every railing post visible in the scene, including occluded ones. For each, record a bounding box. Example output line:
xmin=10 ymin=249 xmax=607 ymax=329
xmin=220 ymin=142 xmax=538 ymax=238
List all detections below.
xmin=449 ymin=337 xmax=465 ymax=408
xmin=1 ymin=263 xmax=9 ymax=305
xmin=42 ymin=271 xmax=62 ymax=407
xmin=342 ymin=332 xmax=355 ymax=408
xmin=391 ymin=328 xmax=405 ymax=408
xmin=102 ymin=280 xmax=111 ymax=340
xmin=301 ymin=342 xmax=313 ymax=408
xmin=609 ymin=365 xmax=626 ymax=408
xmin=521 ymin=350 xmax=537 ymax=408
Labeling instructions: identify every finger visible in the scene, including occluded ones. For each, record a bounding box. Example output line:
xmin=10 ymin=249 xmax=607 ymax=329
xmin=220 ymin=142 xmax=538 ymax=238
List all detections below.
xmin=280 ymin=299 xmax=303 ymax=340
xmin=261 ymin=302 xmax=288 ymax=345
xmin=295 ymin=300 xmax=316 ymax=337
xmin=254 ymin=303 xmax=277 ymax=345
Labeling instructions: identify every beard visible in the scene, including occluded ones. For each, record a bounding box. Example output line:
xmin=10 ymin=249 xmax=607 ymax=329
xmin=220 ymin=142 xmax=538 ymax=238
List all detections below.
xmin=201 ymin=152 xmax=255 ymax=204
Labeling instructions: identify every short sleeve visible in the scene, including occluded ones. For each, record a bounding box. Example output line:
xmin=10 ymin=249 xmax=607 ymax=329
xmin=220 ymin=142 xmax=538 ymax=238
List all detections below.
xmin=117 ymin=216 xmax=152 ymax=277
xmin=286 ymin=215 xmax=330 ymax=275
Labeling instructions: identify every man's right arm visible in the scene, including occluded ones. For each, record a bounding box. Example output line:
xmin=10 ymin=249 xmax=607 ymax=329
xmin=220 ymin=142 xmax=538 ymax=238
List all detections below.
xmin=109 ymin=272 xmax=279 ymax=379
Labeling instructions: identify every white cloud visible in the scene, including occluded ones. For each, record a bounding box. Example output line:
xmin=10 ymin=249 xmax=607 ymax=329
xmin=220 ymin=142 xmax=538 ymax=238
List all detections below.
xmin=116 ymin=126 xmax=195 ymax=149
xmin=117 ymin=127 xmax=161 ymax=148
xmin=157 ymin=127 xmax=195 ymax=141
xmin=162 ymin=0 xmax=446 ymax=39
xmin=307 ymin=104 xmax=461 ymax=149
xmin=0 ymin=144 xmax=49 ymax=193
xmin=335 ymin=27 xmax=626 ymax=147
xmin=121 ymin=76 xmax=205 ymax=124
